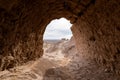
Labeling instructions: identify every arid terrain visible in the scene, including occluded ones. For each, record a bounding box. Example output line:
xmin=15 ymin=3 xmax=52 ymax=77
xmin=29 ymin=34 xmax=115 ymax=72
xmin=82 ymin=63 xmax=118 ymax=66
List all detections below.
xmin=0 ymin=38 xmax=119 ymax=80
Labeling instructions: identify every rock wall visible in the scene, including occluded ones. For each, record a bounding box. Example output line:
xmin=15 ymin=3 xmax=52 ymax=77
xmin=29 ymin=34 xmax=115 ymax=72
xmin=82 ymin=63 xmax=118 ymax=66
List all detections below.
xmin=72 ymin=0 xmax=120 ymax=73
xmin=0 ymin=0 xmax=120 ymax=74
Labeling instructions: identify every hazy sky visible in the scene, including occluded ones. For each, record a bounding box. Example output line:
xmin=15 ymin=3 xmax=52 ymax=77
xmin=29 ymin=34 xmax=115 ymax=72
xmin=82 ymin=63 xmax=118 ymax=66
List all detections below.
xmin=43 ymin=18 xmax=72 ymax=40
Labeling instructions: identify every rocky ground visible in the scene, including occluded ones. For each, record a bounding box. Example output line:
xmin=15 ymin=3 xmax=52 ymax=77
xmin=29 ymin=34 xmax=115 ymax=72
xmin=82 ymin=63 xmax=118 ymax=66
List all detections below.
xmin=0 ymin=38 xmax=120 ymax=80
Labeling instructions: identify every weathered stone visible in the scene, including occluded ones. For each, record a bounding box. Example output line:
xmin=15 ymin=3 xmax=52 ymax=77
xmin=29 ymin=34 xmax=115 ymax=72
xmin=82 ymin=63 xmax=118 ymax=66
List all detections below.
xmin=0 ymin=0 xmax=119 ymax=75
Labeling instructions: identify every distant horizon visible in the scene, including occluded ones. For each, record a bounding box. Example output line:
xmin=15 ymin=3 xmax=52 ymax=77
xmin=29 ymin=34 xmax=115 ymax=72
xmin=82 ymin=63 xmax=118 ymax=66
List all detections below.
xmin=43 ymin=37 xmax=72 ymax=40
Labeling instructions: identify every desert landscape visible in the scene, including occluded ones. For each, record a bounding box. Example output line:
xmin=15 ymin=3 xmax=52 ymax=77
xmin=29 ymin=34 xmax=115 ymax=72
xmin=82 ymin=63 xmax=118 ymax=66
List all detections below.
xmin=0 ymin=37 xmax=119 ymax=80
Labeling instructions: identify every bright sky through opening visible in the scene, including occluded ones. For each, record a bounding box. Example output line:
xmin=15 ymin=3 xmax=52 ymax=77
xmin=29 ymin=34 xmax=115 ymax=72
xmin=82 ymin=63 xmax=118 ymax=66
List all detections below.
xmin=43 ymin=18 xmax=72 ymax=40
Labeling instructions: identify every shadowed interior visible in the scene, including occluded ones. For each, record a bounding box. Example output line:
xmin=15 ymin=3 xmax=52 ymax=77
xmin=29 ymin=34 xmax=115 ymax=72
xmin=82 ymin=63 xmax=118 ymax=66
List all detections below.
xmin=0 ymin=0 xmax=120 ymax=75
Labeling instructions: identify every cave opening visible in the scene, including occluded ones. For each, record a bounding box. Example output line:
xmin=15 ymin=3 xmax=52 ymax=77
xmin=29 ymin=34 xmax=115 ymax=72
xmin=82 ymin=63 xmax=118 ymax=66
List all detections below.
xmin=43 ymin=17 xmax=74 ymax=65
xmin=43 ymin=18 xmax=73 ymax=40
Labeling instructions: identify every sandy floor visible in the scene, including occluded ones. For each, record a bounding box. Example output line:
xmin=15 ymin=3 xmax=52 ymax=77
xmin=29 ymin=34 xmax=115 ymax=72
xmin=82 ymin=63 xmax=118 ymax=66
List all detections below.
xmin=0 ymin=40 xmax=120 ymax=80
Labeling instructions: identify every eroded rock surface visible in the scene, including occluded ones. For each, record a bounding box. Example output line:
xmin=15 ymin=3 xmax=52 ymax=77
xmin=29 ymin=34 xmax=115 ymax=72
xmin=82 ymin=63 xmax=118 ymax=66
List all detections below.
xmin=0 ymin=38 xmax=120 ymax=80
xmin=0 ymin=0 xmax=120 ymax=76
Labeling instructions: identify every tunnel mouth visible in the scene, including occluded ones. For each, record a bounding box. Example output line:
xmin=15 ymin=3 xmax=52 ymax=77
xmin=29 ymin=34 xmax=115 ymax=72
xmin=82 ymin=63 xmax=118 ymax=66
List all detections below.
xmin=43 ymin=17 xmax=73 ymax=40
xmin=42 ymin=17 xmax=74 ymax=65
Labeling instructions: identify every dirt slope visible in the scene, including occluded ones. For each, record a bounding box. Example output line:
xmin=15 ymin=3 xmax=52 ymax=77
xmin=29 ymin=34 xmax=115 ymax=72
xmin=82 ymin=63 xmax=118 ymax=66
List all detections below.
xmin=0 ymin=38 xmax=120 ymax=80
